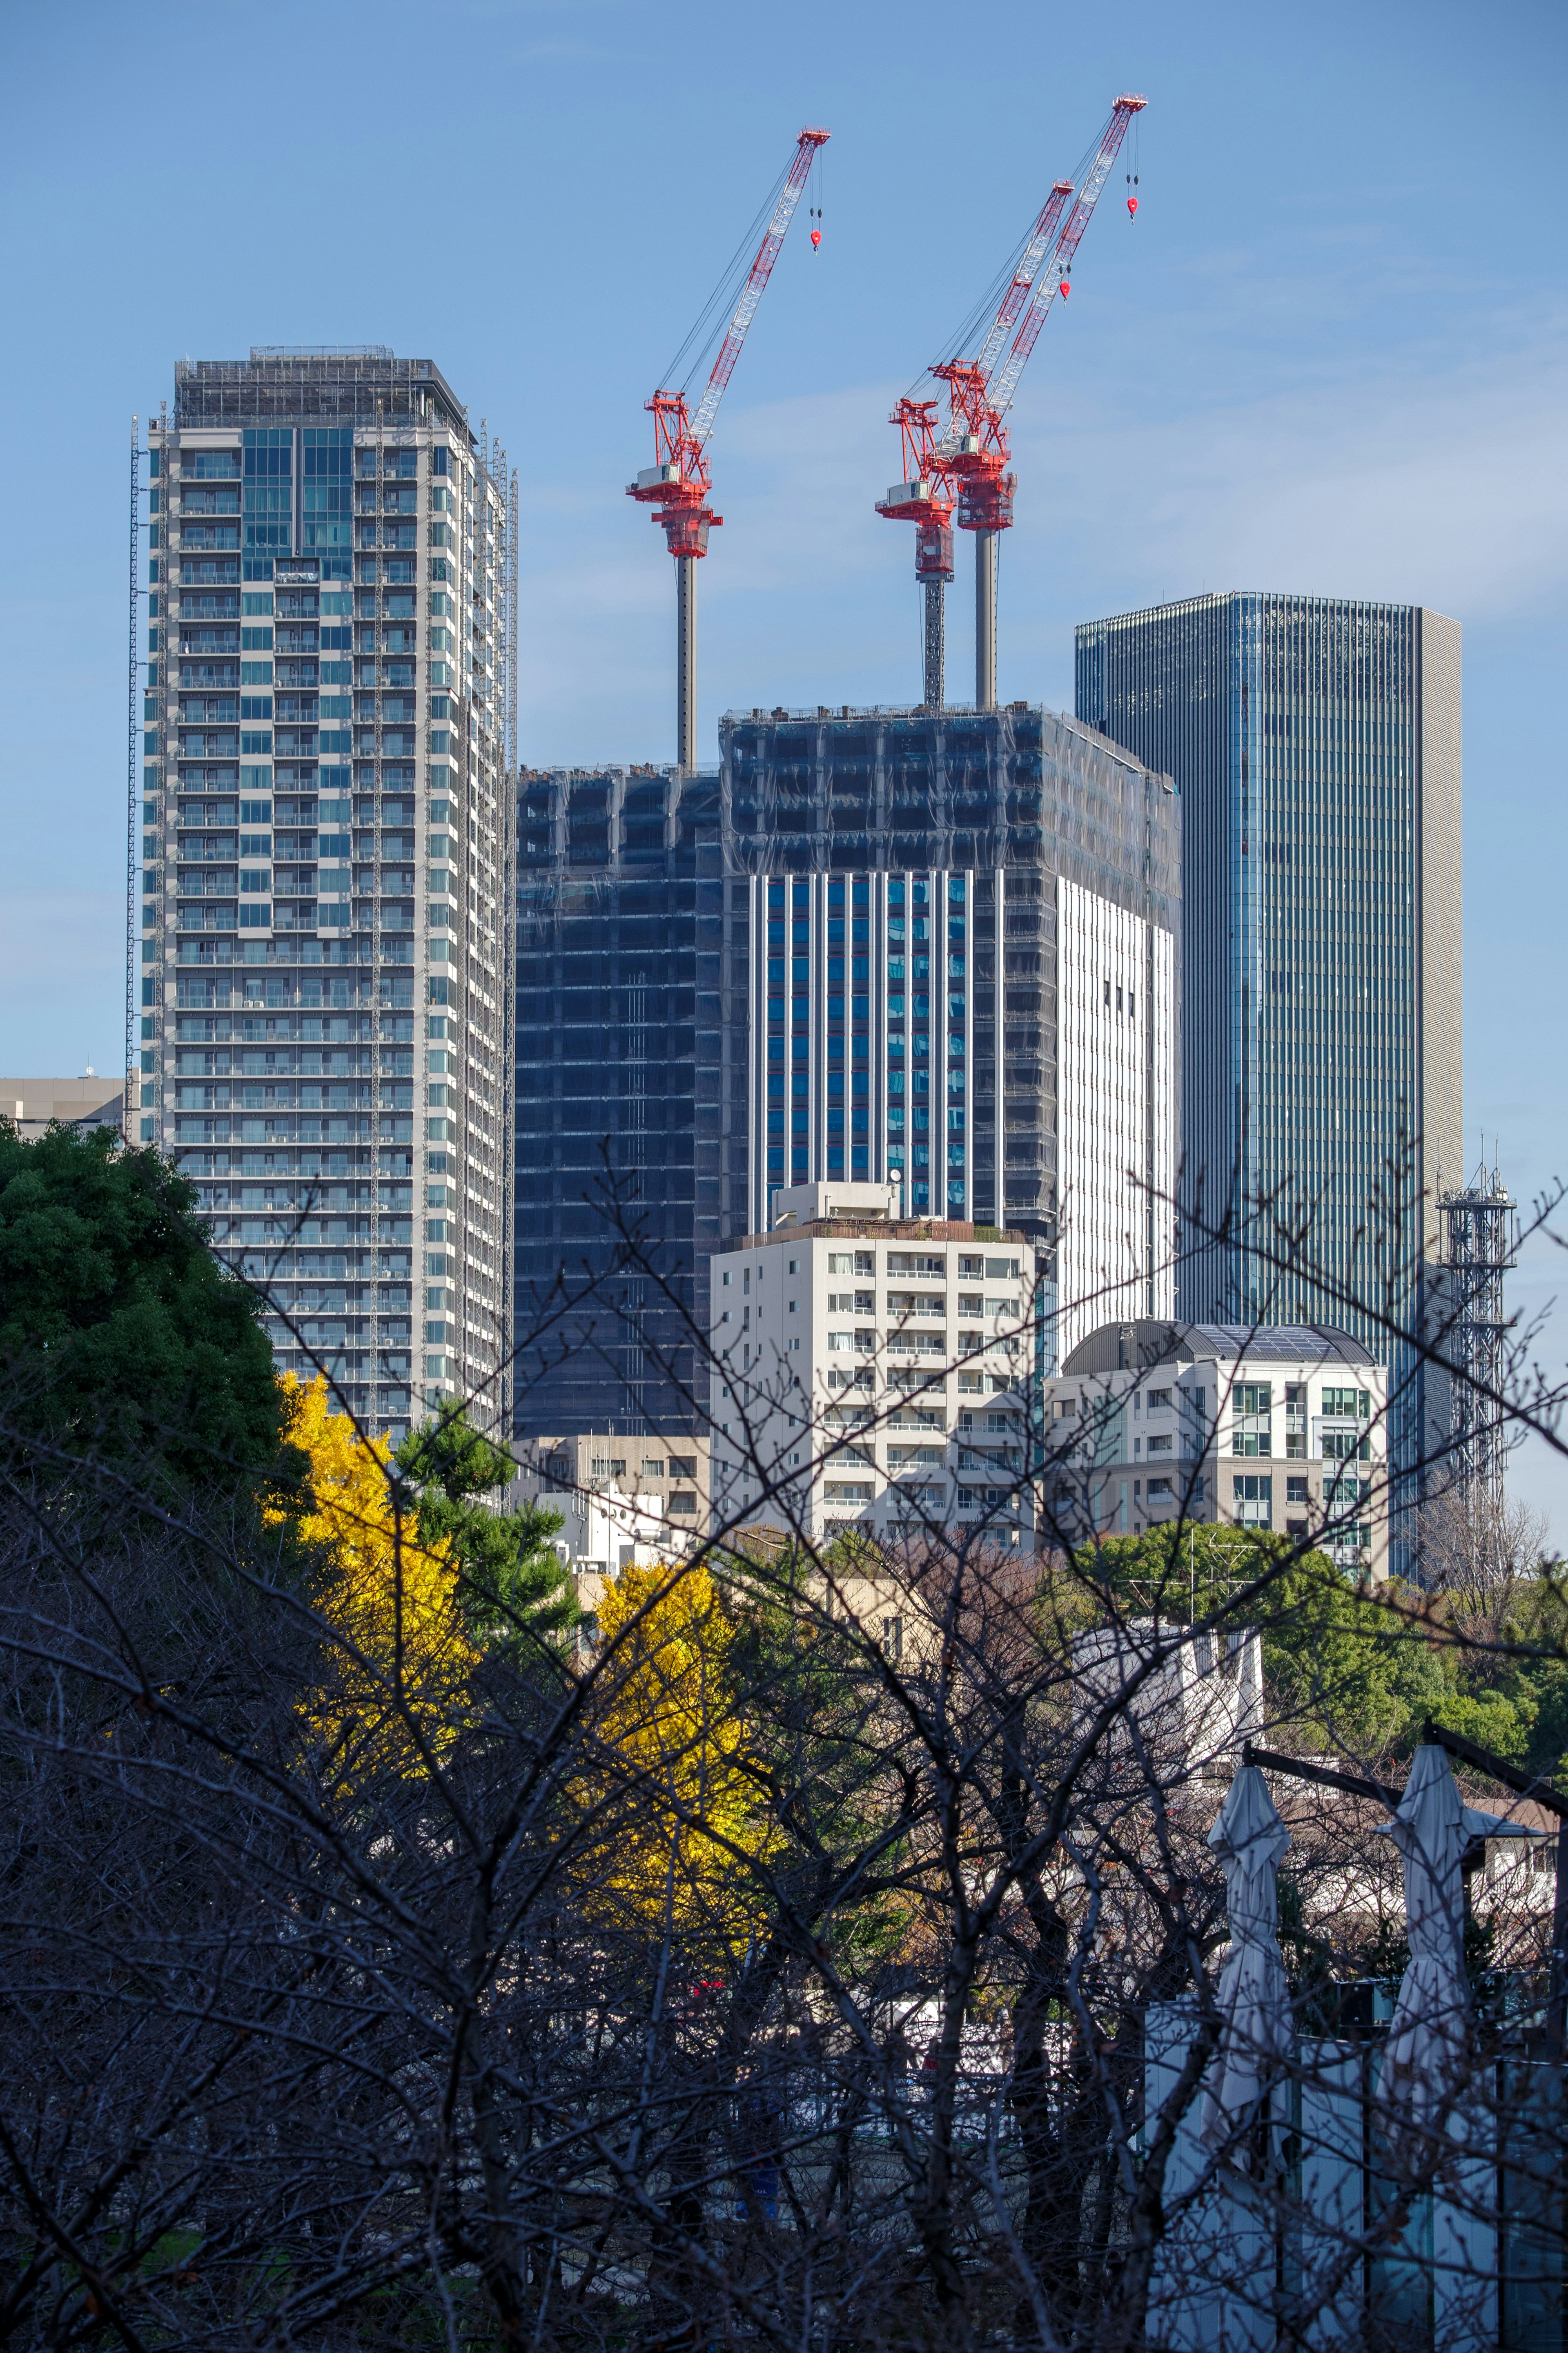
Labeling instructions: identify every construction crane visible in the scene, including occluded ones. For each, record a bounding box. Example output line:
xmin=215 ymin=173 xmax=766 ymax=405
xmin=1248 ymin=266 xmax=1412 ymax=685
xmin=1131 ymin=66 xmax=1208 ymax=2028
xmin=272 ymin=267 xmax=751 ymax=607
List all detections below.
xmin=879 ymin=95 xmax=1145 ymax=711
xmin=628 ymin=127 xmax=829 ymax=769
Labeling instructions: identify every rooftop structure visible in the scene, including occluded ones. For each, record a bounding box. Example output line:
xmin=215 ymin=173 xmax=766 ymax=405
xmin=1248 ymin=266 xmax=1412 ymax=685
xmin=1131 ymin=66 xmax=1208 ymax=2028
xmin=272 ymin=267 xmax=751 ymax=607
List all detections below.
xmin=2 ymin=1076 xmax=125 ymax=1143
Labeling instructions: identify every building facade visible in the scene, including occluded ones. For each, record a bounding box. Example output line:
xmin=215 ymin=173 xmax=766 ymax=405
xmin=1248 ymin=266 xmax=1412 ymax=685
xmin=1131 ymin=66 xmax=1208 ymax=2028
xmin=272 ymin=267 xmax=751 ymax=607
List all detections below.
xmin=720 ymin=703 xmax=1181 ymax=1368
xmin=513 ymin=705 xmax=1178 ymax=1444
xmin=4 ymin=1076 xmax=125 ymax=1142
xmin=513 ymin=765 xmax=726 ymax=1438
xmin=708 ymin=1180 xmax=1038 ymax=1548
xmin=136 ymin=349 xmax=514 ymax=1436
xmin=1074 ymin=594 xmax=1461 ymax=1502
xmin=1039 ymin=1318 xmax=1390 ymax=1578
xmin=506 ymin=1431 xmax=711 ymax=1612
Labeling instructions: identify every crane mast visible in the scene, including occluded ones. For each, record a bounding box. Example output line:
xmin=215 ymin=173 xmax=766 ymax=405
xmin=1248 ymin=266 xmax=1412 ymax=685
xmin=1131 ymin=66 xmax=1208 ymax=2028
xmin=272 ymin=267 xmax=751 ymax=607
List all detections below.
xmin=879 ymin=94 xmax=1145 ymax=710
xmin=628 ymin=127 xmax=829 ymax=768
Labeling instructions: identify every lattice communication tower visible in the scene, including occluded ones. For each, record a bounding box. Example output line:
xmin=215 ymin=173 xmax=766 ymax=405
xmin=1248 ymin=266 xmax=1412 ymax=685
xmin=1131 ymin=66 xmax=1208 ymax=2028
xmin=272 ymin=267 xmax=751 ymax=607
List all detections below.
xmin=1437 ymin=1153 xmax=1519 ymax=1517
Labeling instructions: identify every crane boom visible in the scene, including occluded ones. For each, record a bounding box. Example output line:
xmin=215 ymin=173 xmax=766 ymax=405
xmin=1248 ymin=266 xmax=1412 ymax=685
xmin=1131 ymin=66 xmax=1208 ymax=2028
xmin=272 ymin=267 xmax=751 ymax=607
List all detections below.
xmin=690 ymin=129 xmax=829 ymax=449
xmin=627 ymin=124 xmax=830 ymax=768
xmin=877 ymin=91 xmax=1146 ymax=714
xmin=983 ymin=96 xmax=1143 ymax=421
xmin=951 ymin=179 xmax=1075 ymax=437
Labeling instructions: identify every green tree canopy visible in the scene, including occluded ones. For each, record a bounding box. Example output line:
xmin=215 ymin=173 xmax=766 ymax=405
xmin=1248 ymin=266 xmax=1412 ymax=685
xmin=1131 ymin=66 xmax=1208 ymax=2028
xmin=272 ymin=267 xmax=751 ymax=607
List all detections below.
xmin=1075 ymin=1523 xmax=1446 ymax=1760
xmin=394 ymin=1404 xmax=577 ymax=1653
xmin=0 ymin=1122 xmax=283 ymax=1485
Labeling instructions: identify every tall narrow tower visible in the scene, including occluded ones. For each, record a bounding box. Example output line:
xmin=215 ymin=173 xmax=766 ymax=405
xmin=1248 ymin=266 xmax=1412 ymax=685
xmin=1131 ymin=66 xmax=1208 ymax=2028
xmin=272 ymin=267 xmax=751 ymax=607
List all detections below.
xmin=1437 ymin=1155 xmax=1519 ymax=1539
xmin=1076 ymin=592 xmax=1463 ymax=1524
xmin=133 ymin=348 xmax=515 ymax=1438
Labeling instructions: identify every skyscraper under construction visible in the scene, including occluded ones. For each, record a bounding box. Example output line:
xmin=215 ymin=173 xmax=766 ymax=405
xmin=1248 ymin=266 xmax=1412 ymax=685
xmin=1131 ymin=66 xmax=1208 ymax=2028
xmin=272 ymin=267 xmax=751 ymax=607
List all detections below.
xmin=513 ymin=701 xmax=1180 ymax=1438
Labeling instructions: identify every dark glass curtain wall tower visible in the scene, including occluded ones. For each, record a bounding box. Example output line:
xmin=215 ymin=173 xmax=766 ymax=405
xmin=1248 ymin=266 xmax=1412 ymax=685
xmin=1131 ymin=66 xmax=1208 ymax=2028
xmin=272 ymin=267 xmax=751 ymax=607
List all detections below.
xmin=1075 ymin=591 xmax=1462 ymax=1507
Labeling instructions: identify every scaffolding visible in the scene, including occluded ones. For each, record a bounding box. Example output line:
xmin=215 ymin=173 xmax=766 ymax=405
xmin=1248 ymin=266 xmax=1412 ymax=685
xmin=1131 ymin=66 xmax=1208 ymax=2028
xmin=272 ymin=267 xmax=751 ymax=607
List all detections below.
xmin=123 ymin=415 xmax=140 ymax=1144
xmin=1437 ymin=1153 xmax=1518 ymax=1524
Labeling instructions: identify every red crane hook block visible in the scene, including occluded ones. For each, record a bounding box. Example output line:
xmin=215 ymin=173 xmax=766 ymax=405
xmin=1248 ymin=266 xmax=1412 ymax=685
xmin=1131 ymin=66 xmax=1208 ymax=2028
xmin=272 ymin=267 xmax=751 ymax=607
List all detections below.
xmin=811 ymin=228 xmax=822 ymax=248
xmin=1127 ymin=196 xmax=1138 ymax=217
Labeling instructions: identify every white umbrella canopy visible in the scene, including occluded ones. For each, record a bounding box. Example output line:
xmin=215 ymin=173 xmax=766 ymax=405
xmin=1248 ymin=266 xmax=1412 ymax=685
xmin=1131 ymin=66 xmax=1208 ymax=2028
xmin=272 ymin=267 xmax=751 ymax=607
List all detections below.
xmin=1201 ymin=1762 xmax=1294 ymax=2152
xmin=1376 ymin=1742 xmax=1539 ymax=2145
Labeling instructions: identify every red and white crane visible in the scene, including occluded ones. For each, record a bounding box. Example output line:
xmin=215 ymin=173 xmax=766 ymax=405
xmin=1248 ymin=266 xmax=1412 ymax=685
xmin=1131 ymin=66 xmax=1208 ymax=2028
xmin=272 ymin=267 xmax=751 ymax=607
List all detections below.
xmin=628 ymin=127 xmax=829 ymax=769
xmin=878 ymin=95 xmax=1145 ymax=711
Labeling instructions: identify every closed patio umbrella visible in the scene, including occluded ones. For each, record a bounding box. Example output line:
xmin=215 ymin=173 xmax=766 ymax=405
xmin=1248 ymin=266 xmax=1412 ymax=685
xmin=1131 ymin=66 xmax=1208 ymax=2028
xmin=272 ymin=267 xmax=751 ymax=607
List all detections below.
xmin=1376 ymin=1742 xmax=1536 ymax=2147
xmin=1201 ymin=1761 xmax=1294 ymax=2152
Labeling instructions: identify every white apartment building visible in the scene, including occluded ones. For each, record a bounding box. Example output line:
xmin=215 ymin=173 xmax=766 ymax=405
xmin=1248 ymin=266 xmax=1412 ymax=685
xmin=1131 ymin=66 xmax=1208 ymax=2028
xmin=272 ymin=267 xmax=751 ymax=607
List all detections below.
xmin=709 ymin=1180 xmax=1038 ymax=1547
xmin=1038 ymin=1319 xmax=1390 ymax=1577
xmin=508 ymin=1432 xmax=711 ymax=1617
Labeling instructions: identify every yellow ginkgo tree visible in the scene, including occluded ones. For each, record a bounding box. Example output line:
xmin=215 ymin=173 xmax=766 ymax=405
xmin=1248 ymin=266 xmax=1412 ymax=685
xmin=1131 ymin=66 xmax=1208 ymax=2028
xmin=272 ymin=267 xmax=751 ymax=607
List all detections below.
xmin=272 ymin=1375 xmax=475 ymax=1788
xmin=589 ymin=1561 xmax=780 ymax=1954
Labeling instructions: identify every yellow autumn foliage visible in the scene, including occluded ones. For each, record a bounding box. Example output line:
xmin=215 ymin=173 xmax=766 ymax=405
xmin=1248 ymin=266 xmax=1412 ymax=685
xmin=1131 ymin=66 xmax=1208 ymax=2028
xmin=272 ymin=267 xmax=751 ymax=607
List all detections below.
xmin=272 ymin=1375 xmax=475 ymax=1784
xmin=589 ymin=1561 xmax=779 ymax=1951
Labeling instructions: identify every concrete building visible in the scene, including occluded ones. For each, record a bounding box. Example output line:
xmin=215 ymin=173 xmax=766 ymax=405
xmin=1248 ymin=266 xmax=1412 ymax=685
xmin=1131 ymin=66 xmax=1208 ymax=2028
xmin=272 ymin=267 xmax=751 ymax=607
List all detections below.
xmin=507 ymin=1431 xmax=711 ymax=1617
xmin=1038 ymin=1318 xmax=1390 ymax=1578
xmin=137 ymin=350 xmax=514 ymax=1435
xmin=719 ymin=703 xmax=1181 ymax=1367
xmin=1074 ymin=594 xmax=1461 ymax=1508
xmin=709 ymin=1180 xmax=1037 ymax=1548
xmin=3 ymin=1076 xmax=125 ymax=1142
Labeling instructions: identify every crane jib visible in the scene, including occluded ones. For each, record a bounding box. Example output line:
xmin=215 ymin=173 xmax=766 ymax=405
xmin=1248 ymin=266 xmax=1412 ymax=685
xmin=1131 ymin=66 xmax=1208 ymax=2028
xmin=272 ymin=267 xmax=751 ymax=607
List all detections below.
xmin=688 ymin=128 xmax=828 ymax=452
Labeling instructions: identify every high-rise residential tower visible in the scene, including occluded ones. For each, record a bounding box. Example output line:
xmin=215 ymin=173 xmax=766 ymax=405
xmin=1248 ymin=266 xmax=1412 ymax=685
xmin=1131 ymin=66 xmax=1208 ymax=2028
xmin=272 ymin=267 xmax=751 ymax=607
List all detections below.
xmin=514 ymin=707 xmax=1181 ymax=1428
xmin=1074 ymin=593 xmax=1462 ymax=1491
xmin=134 ymin=349 xmax=515 ymax=1436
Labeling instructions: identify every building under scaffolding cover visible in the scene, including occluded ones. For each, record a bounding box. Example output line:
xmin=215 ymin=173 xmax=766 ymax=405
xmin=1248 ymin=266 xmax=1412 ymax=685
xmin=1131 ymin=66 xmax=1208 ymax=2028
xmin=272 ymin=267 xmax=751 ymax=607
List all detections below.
xmin=514 ymin=767 xmax=729 ymax=1439
xmin=514 ymin=706 xmax=1180 ymax=1435
xmin=720 ymin=704 xmax=1180 ymax=1365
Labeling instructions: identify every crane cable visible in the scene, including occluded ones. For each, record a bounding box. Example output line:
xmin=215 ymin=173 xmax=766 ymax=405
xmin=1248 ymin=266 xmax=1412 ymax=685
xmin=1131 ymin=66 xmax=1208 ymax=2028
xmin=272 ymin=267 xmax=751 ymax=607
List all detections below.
xmin=659 ymin=156 xmax=796 ymax=397
xmin=903 ymin=113 xmax=1112 ymax=401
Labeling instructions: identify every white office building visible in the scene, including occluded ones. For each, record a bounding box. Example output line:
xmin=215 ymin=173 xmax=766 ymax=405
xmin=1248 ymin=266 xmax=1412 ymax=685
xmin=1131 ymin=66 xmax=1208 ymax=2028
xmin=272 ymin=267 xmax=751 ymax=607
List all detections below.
xmin=709 ymin=1180 xmax=1038 ymax=1547
xmin=1038 ymin=1319 xmax=1390 ymax=1577
xmin=719 ymin=704 xmax=1181 ymax=1369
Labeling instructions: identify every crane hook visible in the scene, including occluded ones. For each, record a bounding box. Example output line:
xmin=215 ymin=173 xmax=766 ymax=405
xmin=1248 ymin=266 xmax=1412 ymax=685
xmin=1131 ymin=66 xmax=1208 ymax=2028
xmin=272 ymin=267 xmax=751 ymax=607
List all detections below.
xmin=1127 ymin=170 xmax=1139 ymax=220
xmin=811 ymin=228 xmax=822 ymax=249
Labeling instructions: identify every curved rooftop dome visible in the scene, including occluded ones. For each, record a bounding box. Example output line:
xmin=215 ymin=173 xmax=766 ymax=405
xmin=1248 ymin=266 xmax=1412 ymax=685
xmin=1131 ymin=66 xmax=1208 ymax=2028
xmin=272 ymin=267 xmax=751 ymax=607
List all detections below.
xmin=1061 ymin=1319 xmax=1379 ymax=1376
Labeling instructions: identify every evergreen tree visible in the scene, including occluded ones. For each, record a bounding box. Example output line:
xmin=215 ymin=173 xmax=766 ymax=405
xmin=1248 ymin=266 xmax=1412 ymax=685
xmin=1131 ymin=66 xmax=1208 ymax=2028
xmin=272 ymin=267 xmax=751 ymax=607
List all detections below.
xmin=395 ymin=1404 xmax=577 ymax=1654
xmin=0 ymin=1122 xmax=281 ymax=1486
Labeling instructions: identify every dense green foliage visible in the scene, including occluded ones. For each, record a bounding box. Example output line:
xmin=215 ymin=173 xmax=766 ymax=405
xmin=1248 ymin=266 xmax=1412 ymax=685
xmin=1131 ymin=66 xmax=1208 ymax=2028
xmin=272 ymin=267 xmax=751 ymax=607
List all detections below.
xmin=1077 ymin=1524 xmax=1447 ymax=1759
xmin=1076 ymin=1522 xmax=1568 ymax=1776
xmin=0 ymin=1122 xmax=283 ymax=1483
xmin=395 ymin=1404 xmax=577 ymax=1652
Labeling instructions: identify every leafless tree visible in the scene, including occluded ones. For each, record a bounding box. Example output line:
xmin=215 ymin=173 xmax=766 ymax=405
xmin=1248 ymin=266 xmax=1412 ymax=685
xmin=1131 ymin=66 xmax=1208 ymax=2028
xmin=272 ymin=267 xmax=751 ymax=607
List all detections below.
xmin=0 ymin=1166 xmax=1563 ymax=2349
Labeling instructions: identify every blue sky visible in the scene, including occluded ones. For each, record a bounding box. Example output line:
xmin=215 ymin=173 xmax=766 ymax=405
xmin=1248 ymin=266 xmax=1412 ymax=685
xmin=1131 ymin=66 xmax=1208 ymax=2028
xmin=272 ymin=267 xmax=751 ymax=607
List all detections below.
xmin=2 ymin=0 xmax=1564 ymax=1526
